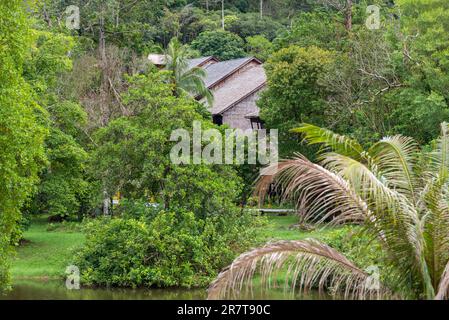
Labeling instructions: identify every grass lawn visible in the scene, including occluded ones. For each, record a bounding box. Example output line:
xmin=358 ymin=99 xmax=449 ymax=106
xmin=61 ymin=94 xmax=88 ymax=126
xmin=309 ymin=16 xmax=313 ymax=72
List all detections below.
xmin=257 ymin=214 xmax=337 ymax=242
xmin=11 ymin=217 xmax=85 ymax=280
xmin=10 ymin=214 xmax=332 ymax=281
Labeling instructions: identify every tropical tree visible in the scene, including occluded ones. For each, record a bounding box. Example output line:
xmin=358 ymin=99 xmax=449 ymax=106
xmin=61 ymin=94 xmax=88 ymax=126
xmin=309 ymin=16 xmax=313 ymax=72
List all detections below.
xmin=23 ymin=30 xmax=91 ymax=220
xmin=191 ymin=30 xmax=246 ymax=60
xmin=258 ymin=45 xmax=333 ymax=157
xmin=0 ymin=1 xmax=47 ymax=291
xmin=92 ymin=71 xmax=240 ymax=217
xmin=165 ymin=38 xmax=213 ymax=106
xmin=208 ymin=123 xmax=449 ymax=300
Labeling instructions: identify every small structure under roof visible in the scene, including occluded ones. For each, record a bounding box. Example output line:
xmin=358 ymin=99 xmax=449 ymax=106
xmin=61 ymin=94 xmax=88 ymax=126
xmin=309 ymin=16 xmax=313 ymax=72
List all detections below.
xmin=197 ymin=56 xmax=266 ymax=130
xmin=148 ymin=54 xmax=166 ymax=67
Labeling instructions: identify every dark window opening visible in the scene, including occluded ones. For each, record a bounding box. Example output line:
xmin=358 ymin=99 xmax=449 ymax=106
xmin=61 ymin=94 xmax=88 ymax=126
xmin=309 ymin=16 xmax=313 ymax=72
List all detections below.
xmin=250 ymin=117 xmax=264 ymax=130
xmin=213 ymin=115 xmax=223 ymax=126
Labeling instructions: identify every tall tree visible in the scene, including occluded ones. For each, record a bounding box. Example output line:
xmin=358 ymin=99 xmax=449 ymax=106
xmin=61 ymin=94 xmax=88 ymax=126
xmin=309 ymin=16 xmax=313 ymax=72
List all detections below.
xmin=317 ymin=0 xmax=353 ymax=31
xmin=258 ymin=46 xmax=333 ymax=157
xmin=23 ymin=30 xmax=91 ymax=220
xmin=92 ymin=71 xmax=241 ymax=217
xmin=0 ymin=0 xmax=47 ymax=291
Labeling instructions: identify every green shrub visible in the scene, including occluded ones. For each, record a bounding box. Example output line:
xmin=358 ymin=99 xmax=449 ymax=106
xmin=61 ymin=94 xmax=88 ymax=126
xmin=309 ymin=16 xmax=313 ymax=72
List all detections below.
xmin=317 ymin=226 xmax=384 ymax=268
xmin=114 ymin=199 xmax=161 ymax=220
xmin=74 ymin=210 xmax=262 ymax=288
xmin=315 ymin=226 xmax=399 ymax=287
xmin=9 ymin=214 xmax=31 ymax=246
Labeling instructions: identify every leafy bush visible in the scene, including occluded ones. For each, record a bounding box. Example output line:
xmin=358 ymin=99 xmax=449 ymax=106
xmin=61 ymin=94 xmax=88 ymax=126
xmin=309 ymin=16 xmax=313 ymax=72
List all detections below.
xmin=74 ymin=209 xmax=263 ymax=288
xmin=9 ymin=214 xmax=31 ymax=246
xmin=316 ymin=226 xmax=384 ymax=269
xmin=113 ymin=199 xmax=162 ymax=220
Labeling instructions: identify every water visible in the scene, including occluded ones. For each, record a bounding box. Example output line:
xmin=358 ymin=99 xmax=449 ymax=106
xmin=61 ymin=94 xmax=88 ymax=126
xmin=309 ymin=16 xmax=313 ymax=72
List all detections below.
xmin=1 ymin=280 xmax=326 ymax=300
xmin=1 ymin=280 xmax=206 ymax=300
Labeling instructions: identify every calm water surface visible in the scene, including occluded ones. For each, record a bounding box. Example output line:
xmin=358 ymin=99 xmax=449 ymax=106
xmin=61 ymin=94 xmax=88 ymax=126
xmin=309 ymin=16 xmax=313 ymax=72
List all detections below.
xmin=1 ymin=280 xmax=327 ymax=300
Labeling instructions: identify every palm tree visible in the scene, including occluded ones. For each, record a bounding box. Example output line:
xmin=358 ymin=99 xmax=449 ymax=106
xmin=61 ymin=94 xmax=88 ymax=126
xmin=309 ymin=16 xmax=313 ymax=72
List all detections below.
xmin=164 ymin=38 xmax=213 ymax=106
xmin=208 ymin=123 xmax=449 ymax=300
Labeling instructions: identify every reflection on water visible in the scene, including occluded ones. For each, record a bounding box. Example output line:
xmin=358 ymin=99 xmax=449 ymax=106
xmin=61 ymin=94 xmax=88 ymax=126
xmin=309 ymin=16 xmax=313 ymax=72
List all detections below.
xmin=1 ymin=280 xmax=329 ymax=300
xmin=1 ymin=280 xmax=206 ymax=300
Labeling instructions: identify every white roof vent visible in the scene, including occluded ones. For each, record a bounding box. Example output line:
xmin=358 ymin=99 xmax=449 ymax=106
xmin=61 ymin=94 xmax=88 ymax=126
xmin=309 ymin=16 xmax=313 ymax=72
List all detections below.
xmin=148 ymin=54 xmax=166 ymax=66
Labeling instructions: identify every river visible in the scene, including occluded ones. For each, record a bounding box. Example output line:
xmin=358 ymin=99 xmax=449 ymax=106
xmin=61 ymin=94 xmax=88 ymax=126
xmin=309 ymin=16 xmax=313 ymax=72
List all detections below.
xmin=1 ymin=280 xmax=327 ymax=300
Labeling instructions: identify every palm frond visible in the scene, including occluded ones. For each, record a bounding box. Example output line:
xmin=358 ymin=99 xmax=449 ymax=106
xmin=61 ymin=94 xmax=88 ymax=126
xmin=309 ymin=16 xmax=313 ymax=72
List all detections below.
xmin=320 ymin=152 xmax=397 ymax=205
xmin=164 ymin=38 xmax=212 ymax=105
xmin=291 ymin=124 xmax=364 ymax=160
xmin=251 ymin=123 xmax=449 ymax=299
xmin=208 ymin=239 xmax=388 ymax=300
xmin=320 ymin=153 xmax=434 ymax=297
xmin=422 ymin=176 xmax=449 ymax=289
xmin=255 ymin=155 xmax=369 ymax=225
xmin=436 ymin=261 xmax=449 ymax=300
xmin=368 ymin=135 xmax=420 ymax=203
xmin=179 ymin=67 xmax=213 ymax=106
xmin=427 ymin=122 xmax=449 ymax=177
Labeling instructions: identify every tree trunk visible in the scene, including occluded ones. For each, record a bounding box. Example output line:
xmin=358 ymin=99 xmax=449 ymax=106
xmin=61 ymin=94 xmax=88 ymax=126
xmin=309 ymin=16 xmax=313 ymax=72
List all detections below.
xmin=99 ymin=16 xmax=107 ymax=63
xmin=99 ymin=8 xmax=109 ymax=215
xmin=221 ymin=0 xmax=225 ymax=30
xmin=42 ymin=4 xmax=52 ymax=27
xmin=260 ymin=0 xmax=263 ymax=19
xmin=344 ymin=0 xmax=353 ymax=31
xmin=103 ymin=190 xmax=110 ymax=216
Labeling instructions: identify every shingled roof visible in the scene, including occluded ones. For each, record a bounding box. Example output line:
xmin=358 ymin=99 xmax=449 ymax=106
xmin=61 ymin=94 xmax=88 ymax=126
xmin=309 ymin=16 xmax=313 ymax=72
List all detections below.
xmin=210 ymin=64 xmax=266 ymax=115
xmin=203 ymin=57 xmax=259 ymax=88
xmin=186 ymin=56 xmax=266 ymax=125
xmin=187 ymin=56 xmax=218 ymax=70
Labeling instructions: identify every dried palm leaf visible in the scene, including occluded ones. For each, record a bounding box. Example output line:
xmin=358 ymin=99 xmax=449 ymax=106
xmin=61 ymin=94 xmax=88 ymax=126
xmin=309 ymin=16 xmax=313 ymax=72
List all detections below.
xmin=208 ymin=239 xmax=388 ymax=300
xmin=436 ymin=261 xmax=449 ymax=300
xmin=255 ymin=155 xmax=369 ymax=225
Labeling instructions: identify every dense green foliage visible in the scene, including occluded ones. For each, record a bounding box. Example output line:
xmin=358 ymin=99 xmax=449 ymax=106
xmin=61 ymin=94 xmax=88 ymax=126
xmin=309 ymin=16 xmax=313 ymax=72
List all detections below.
xmin=210 ymin=124 xmax=449 ymax=300
xmin=91 ymin=71 xmax=242 ymax=217
xmin=191 ymin=30 xmax=246 ymax=60
xmin=0 ymin=1 xmax=47 ymax=291
xmin=75 ymin=209 xmax=261 ymax=288
xmin=258 ymin=46 xmax=333 ymax=156
xmin=21 ymin=29 xmax=91 ymax=220
xmin=3 ymin=0 xmax=449 ymax=298
xmin=246 ymin=35 xmax=274 ymax=61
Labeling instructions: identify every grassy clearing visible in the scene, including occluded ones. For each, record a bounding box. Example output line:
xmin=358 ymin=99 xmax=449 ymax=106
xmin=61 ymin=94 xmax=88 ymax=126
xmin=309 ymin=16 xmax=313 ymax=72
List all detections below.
xmin=11 ymin=217 xmax=85 ymax=280
xmin=257 ymin=214 xmax=336 ymax=242
xmin=10 ymin=214 xmax=332 ymax=281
